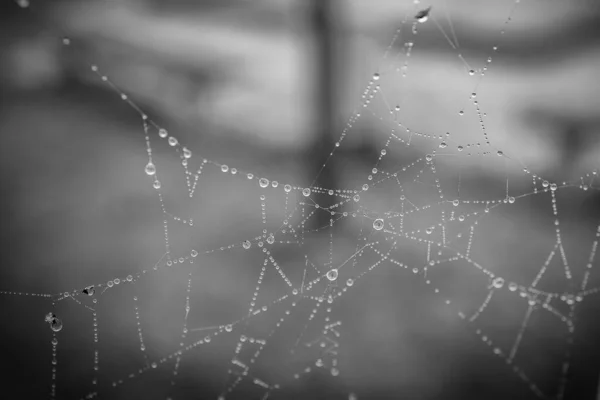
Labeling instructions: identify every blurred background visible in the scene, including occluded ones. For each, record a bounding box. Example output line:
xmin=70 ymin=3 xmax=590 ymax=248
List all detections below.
xmin=1 ymin=0 xmax=600 ymax=399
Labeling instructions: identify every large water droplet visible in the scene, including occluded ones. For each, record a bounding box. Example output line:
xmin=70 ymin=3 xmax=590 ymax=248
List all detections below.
xmin=158 ymin=129 xmax=168 ymax=138
xmin=415 ymin=6 xmax=431 ymax=23
xmin=168 ymin=137 xmax=178 ymax=147
xmin=326 ymin=269 xmax=339 ymax=281
xmin=221 ymin=165 xmax=229 ymax=173
xmin=492 ymin=277 xmax=504 ymax=289
xmin=373 ymin=218 xmax=384 ymax=231
xmin=153 ymin=180 xmax=161 ymax=189
xmin=242 ymin=240 xmax=251 ymax=250
xmin=82 ymin=286 xmax=95 ymax=296
xmin=50 ymin=318 xmax=63 ymax=332
xmin=508 ymin=282 xmax=518 ymax=291
xmin=346 ymin=278 xmax=354 ymax=287
xmin=182 ymin=147 xmax=192 ymax=159
xmin=302 ymin=188 xmax=311 ymax=197
xmin=145 ymin=162 xmax=156 ymax=176
xmin=284 ymin=184 xmax=292 ymax=193
xmin=259 ymin=178 xmax=269 ymax=188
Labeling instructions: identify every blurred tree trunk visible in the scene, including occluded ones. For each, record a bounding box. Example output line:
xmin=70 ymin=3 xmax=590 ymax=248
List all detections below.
xmin=307 ymin=0 xmax=340 ymax=229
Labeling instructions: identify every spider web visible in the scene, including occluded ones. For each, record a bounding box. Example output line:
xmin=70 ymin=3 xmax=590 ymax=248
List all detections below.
xmin=3 ymin=1 xmax=600 ymax=399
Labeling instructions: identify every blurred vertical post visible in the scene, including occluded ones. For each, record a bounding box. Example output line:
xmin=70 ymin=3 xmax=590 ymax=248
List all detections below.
xmin=307 ymin=0 xmax=341 ymax=229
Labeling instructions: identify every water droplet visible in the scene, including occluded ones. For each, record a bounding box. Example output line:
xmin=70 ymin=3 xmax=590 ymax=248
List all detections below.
xmin=373 ymin=218 xmax=384 ymax=231
xmin=107 ymin=281 xmax=114 ymax=288
xmin=425 ymin=154 xmax=433 ymax=162
xmin=331 ymin=367 xmax=340 ymax=376
xmin=362 ymin=184 xmax=369 ymax=191
xmin=247 ymin=173 xmax=254 ymax=180
xmin=62 ymin=37 xmax=71 ymax=46
xmin=459 ymin=110 xmax=464 ymax=116
xmin=51 ymin=337 xmax=58 ymax=346
xmin=145 ymin=162 xmax=156 ymax=176
xmin=346 ymin=278 xmax=354 ymax=287
xmin=50 ymin=318 xmax=63 ymax=332
xmin=259 ymin=178 xmax=269 ymax=188
xmin=191 ymin=250 xmax=198 ymax=257
xmin=457 ymin=145 xmax=464 ymax=151
xmin=302 ymin=188 xmax=311 ymax=197
xmin=18 ymin=0 xmax=30 ymax=9
xmin=182 ymin=147 xmax=192 ymax=159
xmin=415 ymin=6 xmax=431 ymax=23
xmin=469 ymin=69 xmax=475 ymax=76
xmin=508 ymin=196 xmax=515 ymax=203
xmin=82 ymin=286 xmax=95 ymax=296
xmin=353 ymin=194 xmax=360 ymax=202
xmin=153 ymin=180 xmax=161 ymax=189
xmin=272 ymin=181 xmax=279 ymax=188
xmin=373 ymin=73 xmax=380 ymax=81
xmin=220 ymin=165 xmax=229 ymax=173
xmin=458 ymin=215 xmax=465 ymax=222
xmin=508 ymin=282 xmax=518 ymax=292
xmin=158 ymin=128 xmax=168 ymax=138
xmin=267 ymin=235 xmax=275 ymax=245
xmin=492 ymin=277 xmax=504 ymax=289
xmin=151 ymin=362 xmax=157 ymax=369
xmin=497 ymin=150 xmax=503 ymax=156
xmin=242 ymin=240 xmax=251 ymax=250
xmin=550 ymin=183 xmax=557 ymax=191
xmin=114 ymin=278 xmax=120 ymax=285
xmin=542 ymin=180 xmax=549 ymax=188
xmin=284 ymin=184 xmax=292 ymax=193
xmin=425 ymin=228 xmax=432 ymax=235
xmin=439 ymin=142 xmax=447 ymax=149
xmin=381 ymin=149 xmax=387 ymax=156
xmin=168 ymin=137 xmax=178 ymax=147
xmin=225 ymin=324 xmax=233 ymax=332
xmin=453 ymin=199 xmax=459 ymax=207
xmin=126 ymin=275 xmax=133 ymax=282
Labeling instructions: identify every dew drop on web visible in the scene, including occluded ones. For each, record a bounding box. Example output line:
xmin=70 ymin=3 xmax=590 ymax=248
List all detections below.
xmin=50 ymin=318 xmax=63 ymax=332
xmin=145 ymin=162 xmax=156 ymax=176
xmin=373 ymin=218 xmax=384 ymax=231
xmin=326 ymin=269 xmax=339 ymax=281
xmin=415 ymin=6 xmax=431 ymax=23
xmin=492 ymin=277 xmax=505 ymax=289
